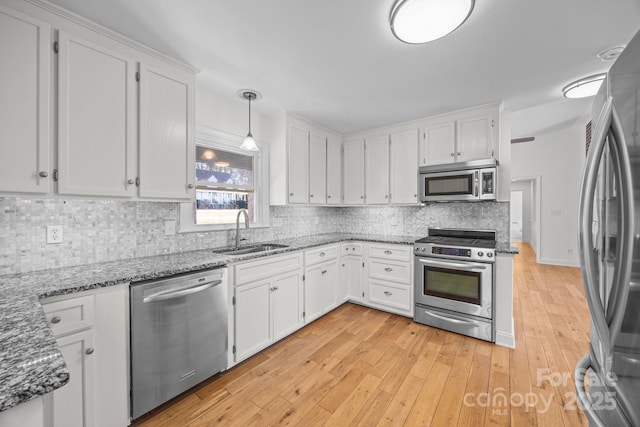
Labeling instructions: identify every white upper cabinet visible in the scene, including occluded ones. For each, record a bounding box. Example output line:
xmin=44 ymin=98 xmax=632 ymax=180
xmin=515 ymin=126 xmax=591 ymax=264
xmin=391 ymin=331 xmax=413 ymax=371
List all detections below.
xmin=287 ymin=124 xmax=309 ymax=203
xmin=138 ymin=62 xmax=195 ymax=200
xmin=390 ymin=129 xmax=419 ymax=204
xmin=364 ymin=134 xmax=390 ymax=204
xmin=420 ymin=121 xmax=455 ymax=166
xmin=420 ymin=105 xmax=498 ymax=165
xmin=0 ymin=6 xmax=50 ymax=193
xmin=456 ymin=113 xmax=494 ymax=162
xmin=326 ymin=136 xmax=342 ymax=204
xmin=57 ymin=32 xmax=136 ymax=197
xmin=343 ymin=139 xmax=365 ymax=204
xmin=308 ymin=131 xmax=326 ymax=204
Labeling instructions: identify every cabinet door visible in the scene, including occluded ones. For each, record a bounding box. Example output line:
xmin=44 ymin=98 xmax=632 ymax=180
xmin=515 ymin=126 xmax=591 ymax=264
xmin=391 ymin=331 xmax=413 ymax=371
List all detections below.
xmin=235 ymin=280 xmax=271 ymax=360
xmin=139 ymin=62 xmax=195 ymax=199
xmin=342 ymin=255 xmax=364 ymax=302
xmin=364 ymin=135 xmax=390 ymax=204
xmin=390 ymin=129 xmax=419 ymax=204
xmin=49 ymin=330 xmax=94 ymax=427
xmin=343 ymin=140 xmax=365 ymax=204
xmin=456 ymin=114 xmax=493 ymax=162
xmin=423 ymin=121 xmax=455 ymax=165
xmin=0 ymin=7 xmax=50 ymax=193
xmin=326 ymin=136 xmax=342 ymax=204
xmin=304 ymin=264 xmax=324 ymax=323
xmin=308 ymin=132 xmax=326 ymax=204
xmin=57 ymin=32 xmax=136 ymax=197
xmin=323 ymin=260 xmax=340 ymax=312
xmin=272 ymin=271 xmax=303 ymax=340
xmin=288 ymin=125 xmax=309 ymax=203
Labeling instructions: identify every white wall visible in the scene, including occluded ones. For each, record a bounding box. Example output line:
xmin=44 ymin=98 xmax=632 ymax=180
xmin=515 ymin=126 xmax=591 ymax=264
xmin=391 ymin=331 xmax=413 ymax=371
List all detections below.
xmin=511 ymin=125 xmax=586 ymax=266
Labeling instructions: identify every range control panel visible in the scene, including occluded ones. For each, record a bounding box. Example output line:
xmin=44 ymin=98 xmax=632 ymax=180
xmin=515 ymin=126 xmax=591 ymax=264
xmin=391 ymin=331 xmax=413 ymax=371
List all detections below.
xmin=414 ymin=244 xmax=495 ymax=262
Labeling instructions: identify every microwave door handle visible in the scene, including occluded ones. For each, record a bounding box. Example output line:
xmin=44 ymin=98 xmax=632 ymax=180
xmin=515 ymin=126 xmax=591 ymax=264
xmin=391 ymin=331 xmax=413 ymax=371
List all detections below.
xmin=578 ymin=97 xmax=613 ymax=353
xmin=605 ymin=106 xmax=634 ymax=350
xmin=474 ymin=171 xmax=479 ymax=197
xmin=418 ymin=258 xmax=487 ymax=272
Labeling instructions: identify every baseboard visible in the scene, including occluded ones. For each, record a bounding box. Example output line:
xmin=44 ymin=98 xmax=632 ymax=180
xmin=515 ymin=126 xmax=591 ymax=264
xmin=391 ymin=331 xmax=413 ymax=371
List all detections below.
xmin=495 ymin=327 xmax=515 ymax=349
xmin=538 ymin=257 xmax=580 ymax=267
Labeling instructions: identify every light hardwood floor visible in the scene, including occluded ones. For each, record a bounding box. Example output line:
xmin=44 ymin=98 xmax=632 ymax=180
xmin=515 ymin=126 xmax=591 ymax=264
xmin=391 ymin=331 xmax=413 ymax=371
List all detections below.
xmin=132 ymin=243 xmax=589 ymax=426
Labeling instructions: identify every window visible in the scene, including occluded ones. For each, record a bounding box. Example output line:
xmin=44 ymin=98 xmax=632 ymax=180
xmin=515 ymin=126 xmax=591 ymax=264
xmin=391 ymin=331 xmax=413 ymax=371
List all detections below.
xmin=179 ymin=126 xmax=269 ymax=231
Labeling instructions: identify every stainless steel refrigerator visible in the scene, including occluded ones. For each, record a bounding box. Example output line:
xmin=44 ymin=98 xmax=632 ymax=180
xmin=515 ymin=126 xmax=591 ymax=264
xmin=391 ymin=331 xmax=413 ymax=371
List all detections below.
xmin=575 ymin=28 xmax=640 ymax=427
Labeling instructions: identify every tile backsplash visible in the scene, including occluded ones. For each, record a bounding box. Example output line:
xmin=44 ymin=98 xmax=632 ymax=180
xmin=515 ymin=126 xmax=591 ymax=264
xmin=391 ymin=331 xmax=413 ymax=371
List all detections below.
xmin=0 ymin=197 xmax=508 ymax=275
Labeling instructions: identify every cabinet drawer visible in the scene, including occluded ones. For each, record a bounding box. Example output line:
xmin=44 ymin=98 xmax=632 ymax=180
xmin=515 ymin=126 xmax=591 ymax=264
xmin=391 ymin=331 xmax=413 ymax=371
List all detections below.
xmin=235 ymin=252 xmax=303 ymax=285
xmin=341 ymin=242 xmax=363 ymax=256
xmin=368 ymin=244 xmax=411 ymax=261
xmin=42 ymin=294 xmax=95 ymax=337
xmin=305 ymin=245 xmax=338 ymax=266
xmin=368 ymin=280 xmax=411 ymax=311
xmin=368 ymin=259 xmax=411 ymax=284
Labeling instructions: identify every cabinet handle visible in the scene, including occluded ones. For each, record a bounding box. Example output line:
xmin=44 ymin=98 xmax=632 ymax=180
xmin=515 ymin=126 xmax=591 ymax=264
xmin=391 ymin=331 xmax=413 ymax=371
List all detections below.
xmin=127 ymin=179 xmax=135 ymax=185
xmin=85 ymin=348 xmax=94 ymax=355
xmin=328 ymin=195 xmax=332 ymax=198
xmin=187 ymin=184 xmax=194 ymax=189
xmin=450 ymin=152 xmax=455 ymax=157
xmin=319 ymin=252 xmax=326 ymax=257
xmin=50 ymin=316 xmax=61 ymax=324
xmin=384 ymin=250 xmax=392 ymax=255
xmin=39 ymin=171 xmax=48 ymax=178
xmin=310 ymin=194 xmax=314 ymax=198
xmin=289 ymin=192 xmax=294 ymax=196
xmin=360 ymin=196 xmax=364 ymax=199
xmin=321 ymin=270 xmax=327 ymax=274
xmin=384 ymin=267 xmax=393 ymax=272
xmin=384 ymin=291 xmax=392 ymax=296
xmin=457 ymin=152 xmax=461 ymax=156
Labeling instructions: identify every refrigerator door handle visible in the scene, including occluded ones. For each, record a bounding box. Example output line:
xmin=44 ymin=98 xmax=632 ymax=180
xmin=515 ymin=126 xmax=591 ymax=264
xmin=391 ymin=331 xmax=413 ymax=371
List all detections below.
xmin=575 ymin=354 xmax=610 ymax=427
xmin=606 ymin=105 xmax=635 ymax=349
xmin=579 ymin=97 xmax=613 ymax=352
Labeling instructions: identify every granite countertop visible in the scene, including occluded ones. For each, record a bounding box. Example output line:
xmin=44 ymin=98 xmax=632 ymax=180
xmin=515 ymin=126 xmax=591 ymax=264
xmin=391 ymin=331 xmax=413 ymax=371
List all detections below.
xmin=0 ymin=233 xmax=417 ymax=413
xmin=0 ymin=232 xmax=517 ymax=412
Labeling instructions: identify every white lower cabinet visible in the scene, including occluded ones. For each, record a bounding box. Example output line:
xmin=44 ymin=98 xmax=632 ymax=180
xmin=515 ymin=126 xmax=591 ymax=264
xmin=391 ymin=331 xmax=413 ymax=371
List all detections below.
xmin=340 ymin=242 xmax=365 ymax=302
xmin=233 ymin=253 xmax=304 ymax=363
xmin=304 ymin=245 xmax=339 ymax=323
xmin=41 ymin=284 xmax=129 ymax=427
xmin=365 ymin=243 xmax=413 ymax=317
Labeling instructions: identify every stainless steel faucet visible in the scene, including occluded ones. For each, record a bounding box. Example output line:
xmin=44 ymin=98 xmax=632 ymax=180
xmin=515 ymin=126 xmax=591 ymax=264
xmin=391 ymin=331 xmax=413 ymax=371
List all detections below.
xmin=235 ymin=209 xmax=249 ymax=248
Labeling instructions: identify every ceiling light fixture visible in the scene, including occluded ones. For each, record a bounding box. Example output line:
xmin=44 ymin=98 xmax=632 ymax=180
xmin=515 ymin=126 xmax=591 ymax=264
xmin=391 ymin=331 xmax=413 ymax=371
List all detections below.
xmin=562 ymin=74 xmax=606 ymax=99
xmin=390 ymin=0 xmax=474 ymax=44
xmin=237 ymin=89 xmax=261 ymax=151
xmin=596 ymin=46 xmax=625 ymax=62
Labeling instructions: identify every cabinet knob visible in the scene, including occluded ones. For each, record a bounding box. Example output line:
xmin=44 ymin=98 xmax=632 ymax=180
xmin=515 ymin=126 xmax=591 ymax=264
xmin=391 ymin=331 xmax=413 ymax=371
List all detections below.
xmin=328 ymin=195 xmax=331 ymax=198
xmin=50 ymin=316 xmax=61 ymax=324
xmin=384 ymin=291 xmax=392 ymax=296
xmin=384 ymin=250 xmax=392 ymax=255
xmin=319 ymin=252 xmax=326 ymax=257
xmin=39 ymin=171 xmax=48 ymax=178
xmin=450 ymin=153 xmax=455 ymax=157
xmin=385 ymin=195 xmax=389 ymax=199
xmin=310 ymin=194 xmax=314 ymax=198
xmin=321 ymin=270 xmax=327 ymax=274
xmin=127 ymin=179 xmax=135 ymax=185
xmin=85 ymin=347 xmax=94 ymax=355
xmin=414 ymin=194 xmax=417 ymax=198
xmin=384 ymin=267 xmax=393 ymax=272
xmin=457 ymin=152 xmax=461 ymax=156
xmin=187 ymin=184 xmax=194 ymax=189
xmin=289 ymin=192 xmax=294 ymax=196
xmin=360 ymin=196 xmax=364 ymax=199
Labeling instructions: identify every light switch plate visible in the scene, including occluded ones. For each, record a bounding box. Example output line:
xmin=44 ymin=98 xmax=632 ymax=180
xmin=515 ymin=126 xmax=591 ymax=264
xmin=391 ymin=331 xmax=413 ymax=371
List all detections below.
xmin=46 ymin=225 xmax=63 ymax=244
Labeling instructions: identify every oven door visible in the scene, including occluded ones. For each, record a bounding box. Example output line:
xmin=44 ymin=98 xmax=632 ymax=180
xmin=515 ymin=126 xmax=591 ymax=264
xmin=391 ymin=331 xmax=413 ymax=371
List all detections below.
xmin=414 ymin=256 xmax=493 ymax=318
xmin=420 ymin=169 xmax=478 ymax=202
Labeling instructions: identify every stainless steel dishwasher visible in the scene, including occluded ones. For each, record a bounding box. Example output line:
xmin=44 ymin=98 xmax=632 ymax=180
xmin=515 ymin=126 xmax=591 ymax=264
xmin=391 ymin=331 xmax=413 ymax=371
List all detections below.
xmin=130 ymin=267 xmax=228 ymax=419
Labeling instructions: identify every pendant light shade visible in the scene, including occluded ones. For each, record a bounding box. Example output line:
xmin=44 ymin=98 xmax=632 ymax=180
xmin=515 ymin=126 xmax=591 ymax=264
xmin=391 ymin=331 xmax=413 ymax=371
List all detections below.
xmin=390 ymin=0 xmax=474 ymax=44
xmin=237 ymin=90 xmax=261 ymax=151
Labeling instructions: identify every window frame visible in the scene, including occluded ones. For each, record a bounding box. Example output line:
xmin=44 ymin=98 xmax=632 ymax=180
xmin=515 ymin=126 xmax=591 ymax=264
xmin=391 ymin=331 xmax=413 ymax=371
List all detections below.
xmin=179 ymin=125 xmax=270 ymax=232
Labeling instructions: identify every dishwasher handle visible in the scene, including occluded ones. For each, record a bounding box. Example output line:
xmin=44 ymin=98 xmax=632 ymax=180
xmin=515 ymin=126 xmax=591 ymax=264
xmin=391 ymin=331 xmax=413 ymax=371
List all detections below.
xmin=143 ymin=280 xmax=222 ymax=303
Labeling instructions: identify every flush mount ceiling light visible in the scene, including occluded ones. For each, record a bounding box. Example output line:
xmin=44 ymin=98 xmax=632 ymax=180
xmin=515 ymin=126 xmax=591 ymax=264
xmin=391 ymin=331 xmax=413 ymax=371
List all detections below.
xmin=562 ymin=74 xmax=606 ymax=99
xmin=390 ymin=0 xmax=474 ymax=44
xmin=237 ymin=89 xmax=262 ymax=151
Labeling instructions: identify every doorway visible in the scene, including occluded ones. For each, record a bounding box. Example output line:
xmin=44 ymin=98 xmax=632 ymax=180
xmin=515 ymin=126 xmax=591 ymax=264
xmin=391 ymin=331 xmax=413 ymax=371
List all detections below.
xmin=510 ymin=190 xmax=523 ymax=242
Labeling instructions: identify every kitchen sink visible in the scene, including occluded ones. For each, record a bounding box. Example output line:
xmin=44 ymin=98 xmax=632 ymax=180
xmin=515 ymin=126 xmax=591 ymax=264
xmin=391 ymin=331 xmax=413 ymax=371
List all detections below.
xmin=213 ymin=243 xmax=289 ymax=256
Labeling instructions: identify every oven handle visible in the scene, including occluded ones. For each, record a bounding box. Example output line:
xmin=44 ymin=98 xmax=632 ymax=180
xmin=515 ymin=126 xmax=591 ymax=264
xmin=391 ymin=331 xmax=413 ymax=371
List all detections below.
xmin=143 ymin=280 xmax=222 ymax=303
xmin=423 ymin=309 xmax=478 ymax=326
xmin=417 ymin=257 xmax=488 ymax=272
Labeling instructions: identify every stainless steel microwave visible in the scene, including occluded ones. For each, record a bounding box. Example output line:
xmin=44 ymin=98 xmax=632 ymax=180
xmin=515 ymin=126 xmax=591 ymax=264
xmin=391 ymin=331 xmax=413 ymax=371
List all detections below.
xmin=419 ymin=159 xmax=498 ymax=202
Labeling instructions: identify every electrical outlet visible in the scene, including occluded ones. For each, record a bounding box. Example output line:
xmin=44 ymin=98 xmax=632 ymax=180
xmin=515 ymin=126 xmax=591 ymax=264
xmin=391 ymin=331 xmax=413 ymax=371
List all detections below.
xmin=46 ymin=225 xmax=63 ymax=244
xmin=164 ymin=220 xmax=176 ymax=236
xmin=567 ymin=248 xmax=573 ymax=255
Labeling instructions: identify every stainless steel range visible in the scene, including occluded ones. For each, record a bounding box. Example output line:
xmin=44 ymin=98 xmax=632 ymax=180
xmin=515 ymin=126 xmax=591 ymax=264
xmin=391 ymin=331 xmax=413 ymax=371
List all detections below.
xmin=414 ymin=228 xmax=496 ymax=342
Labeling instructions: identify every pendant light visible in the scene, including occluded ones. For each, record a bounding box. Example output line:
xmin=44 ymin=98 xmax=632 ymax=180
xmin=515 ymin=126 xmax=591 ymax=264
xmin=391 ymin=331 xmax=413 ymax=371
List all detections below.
xmin=390 ymin=0 xmax=474 ymax=44
xmin=238 ymin=90 xmax=261 ymax=151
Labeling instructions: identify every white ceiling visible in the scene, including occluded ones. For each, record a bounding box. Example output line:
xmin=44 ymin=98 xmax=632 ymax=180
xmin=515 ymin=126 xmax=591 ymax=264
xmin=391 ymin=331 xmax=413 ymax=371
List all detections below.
xmin=49 ymin=0 xmax=640 ymax=138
